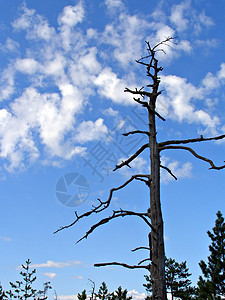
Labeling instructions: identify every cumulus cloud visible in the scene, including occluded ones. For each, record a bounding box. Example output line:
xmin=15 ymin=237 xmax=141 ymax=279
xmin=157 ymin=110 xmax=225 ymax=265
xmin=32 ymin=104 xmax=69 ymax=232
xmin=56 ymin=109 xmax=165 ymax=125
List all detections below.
xmin=94 ymin=68 xmax=133 ymax=105
xmin=158 ymin=74 xmax=220 ymax=134
xmin=43 ymin=272 xmax=57 ymax=279
xmin=15 ymin=58 xmax=39 ymax=74
xmin=74 ymin=118 xmax=108 ymax=144
xmin=0 ymin=0 xmax=223 ymax=172
xmin=170 ymin=1 xmax=190 ymax=32
xmin=118 ymin=156 xmax=148 ymax=178
xmin=161 ymin=156 xmax=192 ymax=183
xmin=58 ymin=2 xmax=85 ymax=27
xmin=31 ymin=260 xmax=81 ymax=268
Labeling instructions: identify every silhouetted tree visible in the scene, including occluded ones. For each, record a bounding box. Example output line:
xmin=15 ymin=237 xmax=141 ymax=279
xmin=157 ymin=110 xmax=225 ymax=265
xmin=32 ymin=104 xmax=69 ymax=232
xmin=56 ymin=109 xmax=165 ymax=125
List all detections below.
xmin=96 ymin=282 xmax=111 ymax=300
xmin=110 ymin=286 xmax=132 ymax=300
xmin=56 ymin=38 xmax=225 ymax=300
xmin=197 ymin=211 xmax=225 ymax=299
xmin=5 ymin=259 xmax=52 ymax=300
xmin=144 ymin=257 xmax=195 ymax=299
xmin=77 ymin=290 xmax=87 ymax=300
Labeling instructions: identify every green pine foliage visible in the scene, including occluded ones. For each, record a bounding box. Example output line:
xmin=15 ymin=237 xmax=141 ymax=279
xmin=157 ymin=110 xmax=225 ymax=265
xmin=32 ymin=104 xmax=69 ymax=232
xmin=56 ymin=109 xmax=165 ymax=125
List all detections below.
xmin=143 ymin=257 xmax=195 ymax=299
xmin=197 ymin=211 xmax=225 ymax=299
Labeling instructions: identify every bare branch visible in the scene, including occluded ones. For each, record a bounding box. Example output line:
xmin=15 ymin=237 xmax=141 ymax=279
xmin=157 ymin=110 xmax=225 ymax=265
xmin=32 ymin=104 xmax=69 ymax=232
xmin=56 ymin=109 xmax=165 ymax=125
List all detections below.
xmin=138 ymin=258 xmax=151 ymax=265
xmin=160 ymin=165 xmax=177 ymax=180
xmin=160 ymin=145 xmax=225 ymax=170
xmin=131 ymin=97 xmax=166 ymax=121
xmin=124 ymin=87 xmax=152 ymax=98
xmin=159 ymin=134 xmax=225 ymax=148
xmin=131 ymin=246 xmax=150 ymax=252
xmin=113 ymin=143 xmax=149 ymax=171
xmin=152 ymin=37 xmax=178 ymax=51
xmin=123 ymin=130 xmax=150 ymax=137
xmin=54 ymin=174 xmax=150 ymax=234
xmin=94 ymin=261 xmax=150 ymax=270
xmin=76 ymin=209 xmax=154 ymax=244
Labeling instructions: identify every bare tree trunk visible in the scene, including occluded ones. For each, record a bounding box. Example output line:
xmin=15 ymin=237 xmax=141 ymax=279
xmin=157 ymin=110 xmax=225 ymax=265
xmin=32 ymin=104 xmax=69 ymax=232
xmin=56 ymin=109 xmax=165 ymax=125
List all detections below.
xmin=149 ymin=100 xmax=167 ymax=299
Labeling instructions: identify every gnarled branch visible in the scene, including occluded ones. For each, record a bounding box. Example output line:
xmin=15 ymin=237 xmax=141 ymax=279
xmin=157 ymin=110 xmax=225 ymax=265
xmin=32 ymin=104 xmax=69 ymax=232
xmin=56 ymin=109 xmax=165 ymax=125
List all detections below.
xmin=54 ymin=174 xmax=150 ymax=234
xmin=160 ymin=145 xmax=225 ymax=170
xmin=76 ymin=209 xmax=154 ymax=244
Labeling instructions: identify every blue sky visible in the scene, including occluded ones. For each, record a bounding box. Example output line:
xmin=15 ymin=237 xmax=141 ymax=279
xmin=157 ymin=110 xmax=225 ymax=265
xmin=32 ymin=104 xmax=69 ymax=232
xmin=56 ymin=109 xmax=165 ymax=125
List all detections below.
xmin=1 ymin=0 xmax=225 ymax=299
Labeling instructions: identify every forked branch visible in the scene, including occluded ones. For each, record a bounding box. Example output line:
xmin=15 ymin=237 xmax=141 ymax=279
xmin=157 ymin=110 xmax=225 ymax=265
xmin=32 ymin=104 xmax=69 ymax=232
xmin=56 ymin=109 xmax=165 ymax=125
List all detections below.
xmin=76 ymin=209 xmax=154 ymax=244
xmin=54 ymin=174 xmax=151 ymax=234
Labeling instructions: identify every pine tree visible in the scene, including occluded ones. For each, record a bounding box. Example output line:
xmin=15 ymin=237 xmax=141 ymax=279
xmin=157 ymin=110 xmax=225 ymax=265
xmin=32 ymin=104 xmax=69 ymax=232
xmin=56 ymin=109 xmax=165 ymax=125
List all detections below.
xmin=5 ymin=259 xmax=52 ymax=299
xmin=0 ymin=283 xmax=7 ymax=300
xmin=144 ymin=257 xmax=195 ymax=299
xmin=77 ymin=290 xmax=87 ymax=300
xmin=96 ymin=282 xmax=110 ymax=300
xmin=110 ymin=286 xmax=132 ymax=300
xmin=197 ymin=211 xmax=225 ymax=299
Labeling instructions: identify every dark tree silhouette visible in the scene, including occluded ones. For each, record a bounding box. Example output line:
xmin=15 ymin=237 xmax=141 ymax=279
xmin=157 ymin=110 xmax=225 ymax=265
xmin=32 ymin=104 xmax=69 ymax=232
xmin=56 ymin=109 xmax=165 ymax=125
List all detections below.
xmin=55 ymin=38 xmax=225 ymax=300
xmin=144 ymin=257 xmax=196 ymax=299
xmin=197 ymin=211 xmax=225 ymax=299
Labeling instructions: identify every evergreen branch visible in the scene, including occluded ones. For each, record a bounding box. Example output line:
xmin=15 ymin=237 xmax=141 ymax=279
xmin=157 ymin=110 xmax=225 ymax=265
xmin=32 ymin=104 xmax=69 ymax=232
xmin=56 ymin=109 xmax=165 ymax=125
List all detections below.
xmin=160 ymin=145 xmax=225 ymax=170
xmin=113 ymin=143 xmax=149 ymax=171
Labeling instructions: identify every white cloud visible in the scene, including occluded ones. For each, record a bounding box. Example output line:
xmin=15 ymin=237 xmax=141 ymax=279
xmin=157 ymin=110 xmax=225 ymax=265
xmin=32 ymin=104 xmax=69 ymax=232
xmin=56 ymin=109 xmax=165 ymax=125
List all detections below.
xmin=74 ymin=118 xmax=108 ymax=144
xmin=58 ymin=296 xmax=77 ymax=300
xmin=118 ymin=156 xmax=148 ymax=178
xmin=0 ymin=38 xmax=19 ymax=53
xmin=170 ymin=1 xmax=190 ymax=32
xmin=161 ymin=156 xmax=192 ymax=183
xmin=72 ymin=275 xmax=83 ymax=279
xmin=58 ymin=2 xmax=85 ymax=27
xmin=0 ymin=66 xmax=15 ymax=100
xmin=103 ymin=107 xmax=119 ymax=117
xmin=43 ymin=272 xmax=57 ymax=279
xmin=127 ymin=289 xmax=146 ymax=300
xmin=0 ymin=0 xmax=222 ymax=172
xmin=105 ymin=0 xmax=124 ymax=10
xmin=0 ymin=236 xmax=12 ymax=242
xmin=94 ymin=68 xmax=133 ymax=105
xmin=31 ymin=260 xmax=81 ymax=268
xmin=15 ymin=58 xmax=39 ymax=74
xmin=159 ymin=75 xmax=220 ymax=134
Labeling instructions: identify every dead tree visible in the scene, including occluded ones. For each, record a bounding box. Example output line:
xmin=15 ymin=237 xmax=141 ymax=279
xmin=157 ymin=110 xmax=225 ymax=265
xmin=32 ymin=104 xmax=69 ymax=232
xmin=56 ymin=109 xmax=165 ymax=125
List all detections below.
xmin=55 ymin=38 xmax=225 ymax=300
